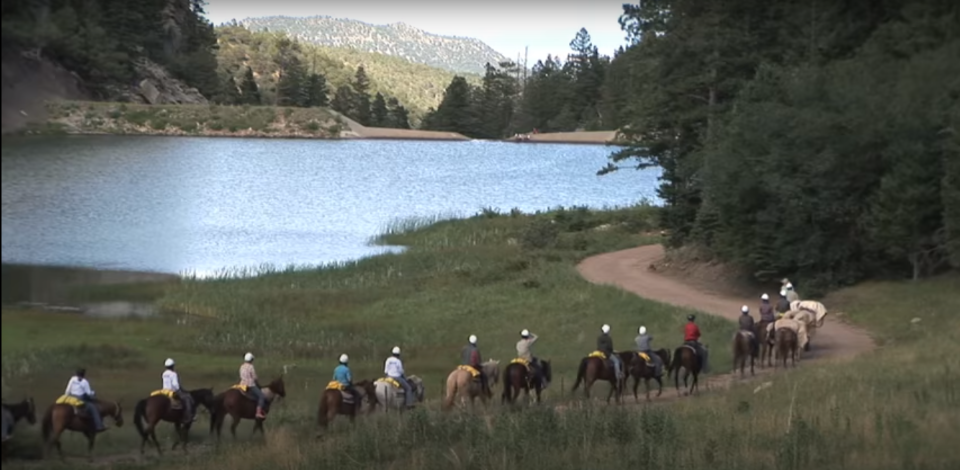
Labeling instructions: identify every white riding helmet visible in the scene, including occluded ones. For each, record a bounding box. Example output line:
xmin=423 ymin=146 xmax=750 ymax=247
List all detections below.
xmin=339 ymin=354 xmax=349 ymax=363
xmin=164 ymin=358 xmax=175 ymax=367
xmin=741 ymin=305 xmax=750 ymax=313
xmin=601 ymin=324 xmax=611 ymax=334
xmin=520 ymin=329 xmax=530 ymax=338
xmin=469 ymin=335 xmax=477 ymax=344
xmin=786 ymin=282 xmax=794 ymax=290
xmin=761 ymin=293 xmax=769 ymax=301
xmin=638 ymin=326 xmax=646 ymax=335
xmin=243 ymin=352 xmax=254 ymax=362
xmin=780 ymin=289 xmax=787 ymax=297
xmin=392 ymin=346 xmax=401 ymax=355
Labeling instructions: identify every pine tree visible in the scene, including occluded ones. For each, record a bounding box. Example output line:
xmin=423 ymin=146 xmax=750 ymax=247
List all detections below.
xmin=239 ymin=67 xmax=261 ymax=105
xmin=276 ymin=56 xmax=308 ymax=107
xmin=306 ymin=73 xmax=329 ymax=107
xmin=330 ymin=85 xmax=356 ymax=117
xmin=352 ymin=65 xmax=372 ymax=125
xmin=387 ymin=97 xmax=411 ymax=129
xmin=371 ymin=92 xmax=388 ymax=127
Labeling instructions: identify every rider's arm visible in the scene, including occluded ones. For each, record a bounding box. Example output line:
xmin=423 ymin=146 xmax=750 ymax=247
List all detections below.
xmin=529 ymin=334 xmax=538 ymax=344
xmin=171 ymin=372 xmax=181 ymax=391
xmin=81 ymin=379 xmax=94 ymax=396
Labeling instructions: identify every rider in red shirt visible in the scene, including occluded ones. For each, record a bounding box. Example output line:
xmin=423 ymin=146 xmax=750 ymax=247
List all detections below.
xmin=683 ymin=315 xmax=709 ymax=373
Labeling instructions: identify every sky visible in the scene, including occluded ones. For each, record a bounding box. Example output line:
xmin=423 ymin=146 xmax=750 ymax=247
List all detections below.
xmin=205 ymin=0 xmax=631 ymax=63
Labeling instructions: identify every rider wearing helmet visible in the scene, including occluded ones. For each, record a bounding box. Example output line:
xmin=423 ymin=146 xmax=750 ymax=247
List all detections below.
xmin=64 ymin=368 xmax=106 ymax=432
xmin=739 ymin=306 xmax=759 ymax=356
xmin=776 ymin=290 xmax=791 ymax=316
xmin=516 ymin=329 xmax=543 ymax=385
xmin=634 ymin=326 xmax=663 ymax=377
xmin=333 ymin=354 xmax=362 ymax=405
xmin=385 ymin=347 xmax=415 ymax=409
xmin=759 ymin=293 xmax=776 ymax=323
xmin=683 ymin=315 xmax=710 ymax=373
xmin=782 ymin=279 xmax=800 ymax=302
xmin=162 ymin=358 xmax=194 ymax=424
xmin=462 ymin=335 xmax=491 ymax=397
xmin=239 ymin=353 xmax=266 ymax=419
xmin=597 ymin=324 xmax=623 ymax=380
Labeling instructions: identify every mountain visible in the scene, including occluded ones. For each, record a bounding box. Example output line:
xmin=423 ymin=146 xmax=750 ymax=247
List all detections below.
xmin=238 ymin=16 xmax=510 ymax=75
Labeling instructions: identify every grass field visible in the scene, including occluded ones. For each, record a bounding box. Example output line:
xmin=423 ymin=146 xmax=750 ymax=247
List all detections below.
xmin=3 ymin=205 xmax=959 ymax=469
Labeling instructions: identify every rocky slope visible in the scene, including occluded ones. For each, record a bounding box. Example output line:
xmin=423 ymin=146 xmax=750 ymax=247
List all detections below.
xmin=240 ymin=16 xmax=509 ymax=75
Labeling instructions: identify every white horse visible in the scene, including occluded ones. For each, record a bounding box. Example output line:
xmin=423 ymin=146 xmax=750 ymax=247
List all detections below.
xmin=374 ymin=375 xmax=425 ymax=411
xmin=790 ymin=300 xmax=829 ymax=327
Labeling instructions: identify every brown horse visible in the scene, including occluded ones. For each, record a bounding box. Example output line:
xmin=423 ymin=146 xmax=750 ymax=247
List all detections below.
xmin=2 ymin=398 xmax=37 ymax=461
xmin=500 ymin=359 xmax=551 ymax=405
xmin=41 ymin=399 xmax=123 ymax=460
xmin=756 ymin=321 xmax=774 ymax=367
xmin=670 ymin=345 xmax=702 ymax=396
xmin=732 ymin=330 xmax=757 ymax=377
xmin=620 ymin=349 xmax=671 ymax=402
xmin=571 ymin=355 xmax=623 ymax=403
xmin=317 ymin=379 xmax=377 ymax=430
xmin=209 ymin=376 xmax=286 ymax=442
xmin=442 ymin=361 xmax=501 ymax=410
xmin=775 ymin=328 xmax=799 ymax=368
xmin=133 ymin=388 xmax=216 ymax=455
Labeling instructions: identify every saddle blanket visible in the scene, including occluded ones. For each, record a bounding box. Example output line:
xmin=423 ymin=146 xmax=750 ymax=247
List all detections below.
xmin=457 ymin=365 xmax=481 ymax=378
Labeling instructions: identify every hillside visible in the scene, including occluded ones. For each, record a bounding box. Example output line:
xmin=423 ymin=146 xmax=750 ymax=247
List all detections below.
xmin=215 ymin=25 xmax=480 ymax=125
xmin=240 ymin=16 xmax=508 ymax=75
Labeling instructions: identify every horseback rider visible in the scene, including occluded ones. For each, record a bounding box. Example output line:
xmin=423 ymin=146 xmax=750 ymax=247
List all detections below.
xmin=634 ymin=326 xmax=663 ymax=377
xmin=597 ymin=324 xmax=623 ymax=380
xmin=239 ymin=353 xmax=266 ymax=419
xmin=162 ymin=358 xmax=194 ymax=424
xmin=683 ymin=315 xmax=710 ymax=373
xmin=385 ymin=347 xmax=415 ymax=409
xmin=516 ymin=329 xmax=543 ymax=385
xmin=333 ymin=354 xmax=362 ymax=405
xmin=783 ymin=280 xmax=800 ymax=303
xmin=462 ymin=335 xmax=492 ymax=397
xmin=759 ymin=293 xmax=776 ymax=323
xmin=64 ymin=368 xmax=106 ymax=432
xmin=776 ymin=290 xmax=791 ymax=316
xmin=739 ymin=305 xmax=759 ymax=355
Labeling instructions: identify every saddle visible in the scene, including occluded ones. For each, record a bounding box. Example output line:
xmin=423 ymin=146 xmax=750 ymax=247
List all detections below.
xmin=149 ymin=389 xmax=183 ymax=409
xmin=54 ymin=395 xmax=88 ymax=417
xmin=325 ymin=381 xmax=355 ymax=404
xmin=587 ymin=350 xmax=608 ymax=360
xmin=682 ymin=342 xmax=699 ymax=355
xmin=458 ymin=365 xmax=481 ymax=379
xmin=636 ymin=351 xmax=653 ymax=365
xmin=509 ymin=358 xmax=532 ymax=373
xmin=376 ymin=377 xmax=401 ymax=389
xmin=230 ymin=384 xmax=270 ymax=408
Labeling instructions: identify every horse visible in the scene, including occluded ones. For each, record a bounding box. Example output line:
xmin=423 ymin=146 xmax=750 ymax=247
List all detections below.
xmin=571 ymin=354 xmax=623 ymax=403
xmin=757 ymin=321 xmax=775 ymax=368
xmin=41 ymin=398 xmax=123 ymax=461
xmin=442 ymin=360 xmax=501 ymax=410
xmin=317 ymin=379 xmax=377 ymax=430
xmin=775 ymin=328 xmax=799 ymax=368
xmin=209 ymin=375 xmax=286 ymax=442
xmin=670 ymin=345 xmax=702 ymax=396
xmin=2 ymin=398 xmax=37 ymax=461
xmin=133 ymin=388 xmax=216 ymax=456
xmin=620 ymin=349 xmax=670 ymax=402
xmin=500 ymin=359 xmax=552 ymax=405
xmin=732 ymin=330 xmax=757 ymax=377
xmin=374 ymin=375 xmax=425 ymax=411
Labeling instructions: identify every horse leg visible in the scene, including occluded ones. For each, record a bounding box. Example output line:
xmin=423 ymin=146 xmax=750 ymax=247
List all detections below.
xmin=655 ymin=376 xmax=663 ymax=397
xmin=633 ymin=377 xmax=640 ymax=403
xmin=84 ymin=431 xmax=96 ymax=462
xmin=535 ymin=385 xmax=542 ymax=404
xmin=229 ymin=415 xmax=240 ymax=440
xmin=149 ymin=424 xmax=162 ymax=455
xmin=691 ymin=372 xmax=699 ymax=395
xmin=253 ymin=419 xmax=264 ymax=437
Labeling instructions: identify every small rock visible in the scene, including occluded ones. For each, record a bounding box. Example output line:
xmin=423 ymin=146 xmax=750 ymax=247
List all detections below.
xmin=910 ymin=317 xmax=921 ymax=324
xmin=753 ymin=382 xmax=773 ymax=394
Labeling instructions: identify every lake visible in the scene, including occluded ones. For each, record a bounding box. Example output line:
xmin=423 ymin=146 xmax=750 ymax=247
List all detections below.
xmin=2 ymin=136 xmax=660 ymax=277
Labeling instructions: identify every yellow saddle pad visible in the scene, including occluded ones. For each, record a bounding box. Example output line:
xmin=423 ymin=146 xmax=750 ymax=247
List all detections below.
xmin=377 ymin=377 xmax=401 ymax=389
xmin=637 ymin=352 xmax=651 ymax=363
xmin=325 ymin=381 xmax=346 ymax=391
xmin=457 ymin=365 xmax=480 ymax=378
xmin=55 ymin=395 xmax=84 ymax=407
xmin=510 ymin=358 xmax=531 ymax=371
xmin=230 ymin=384 xmax=248 ymax=393
xmin=588 ymin=350 xmax=607 ymax=359
xmin=150 ymin=389 xmax=177 ymax=400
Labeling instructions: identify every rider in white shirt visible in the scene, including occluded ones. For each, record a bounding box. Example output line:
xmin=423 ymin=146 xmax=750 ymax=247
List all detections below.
xmin=162 ymin=358 xmax=194 ymax=424
xmin=64 ymin=369 xmax=105 ymax=432
xmin=384 ymin=347 xmax=415 ymax=408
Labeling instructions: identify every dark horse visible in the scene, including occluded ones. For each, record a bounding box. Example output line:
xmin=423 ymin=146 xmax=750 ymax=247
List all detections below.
xmin=732 ymin=330 xmax=757 ymax=377
xmin=571 ymin=355 xmax=623 ymax=403
xmin=757 ymin=321 xmax=774 ymax=368
xmin=501 ymin=360 xmax=552 ymax=405
xmin=42 ymin=399 xmax=124 ymax=461
xmin=133 ymin=388 xmax=216 ymax=455
xmin=317 ymin=379 xmax=377 ymax=430
xmin=670 ymin=345 xmax=702 ymax=396
xmin=775 ymin=328 xmax=799 ymax=368
xmin=2 ymin=398 xmax=37 ymax=461
xmin=619 ymin=349 xmax=671 ymax=402
xmin=210 ymin=376 xmax=286 ymax=442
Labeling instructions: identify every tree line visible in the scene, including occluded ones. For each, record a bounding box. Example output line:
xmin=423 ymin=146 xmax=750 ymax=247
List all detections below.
xmin=599 ymin=0 xmax=959 ymax=292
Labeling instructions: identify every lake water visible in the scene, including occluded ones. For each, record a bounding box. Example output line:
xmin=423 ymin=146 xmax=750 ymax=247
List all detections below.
xmin=2 ymin=136 xmax=660 ymax=277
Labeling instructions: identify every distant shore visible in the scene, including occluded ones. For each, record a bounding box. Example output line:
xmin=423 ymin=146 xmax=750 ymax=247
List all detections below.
xmin=10 ymin=100 xmax=622 ymax=145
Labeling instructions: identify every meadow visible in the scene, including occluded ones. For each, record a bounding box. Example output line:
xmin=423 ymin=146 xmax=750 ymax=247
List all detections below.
xmin=2 ymin=205 xmax=959 ymax=469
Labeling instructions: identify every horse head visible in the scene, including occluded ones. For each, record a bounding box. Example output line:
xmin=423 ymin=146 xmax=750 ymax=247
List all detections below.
xmin=540 ymin=360 xmax=553 ymax=383
xmin=8 ymin=397 xmax=37 ymax=425
xmin=268 ymin=376 xmax=287 ymax=398
xmin=190 ymin=388 xmax=217 ymax=413
xmin=110 ymin=400 xmax=125 ymax=427
xmin=482 ymin=360 xmax=500 ymax=386
xmin=407 ymin=375 xmax=425 ymax=403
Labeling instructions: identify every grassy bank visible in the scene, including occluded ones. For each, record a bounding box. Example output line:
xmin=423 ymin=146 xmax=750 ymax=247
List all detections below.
xmin=3 ymin=206 xmax=958 ymax=469
xmin=27 ymin=101 xmax=346 ymax=138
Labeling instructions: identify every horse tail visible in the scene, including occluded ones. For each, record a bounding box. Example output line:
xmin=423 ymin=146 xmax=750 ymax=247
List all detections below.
xmin=317 ymin=392 xmax=328 ymax=426
xmin=670 ymin=348 xmax=683 ymax=380
xmin=41 ymin=407 xmax=53 ymax=442
xmin=208 ymin=394 xmax=223 ymax=435
xmin=133 ymin=398 xmax=148 ymax=438
xmin=571 ymin=357 xmax=587 ymax=392
xmin=442 ymin=372 xmax=458 ymax=411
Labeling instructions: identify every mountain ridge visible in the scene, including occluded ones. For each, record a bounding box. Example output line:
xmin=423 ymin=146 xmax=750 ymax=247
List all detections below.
xmin=239 ymin=15 xmax=510 ymax=75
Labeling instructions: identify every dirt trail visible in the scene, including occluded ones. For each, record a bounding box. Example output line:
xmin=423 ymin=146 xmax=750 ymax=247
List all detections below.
xmin=572 ymin=244 xmax=876 ymax=400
